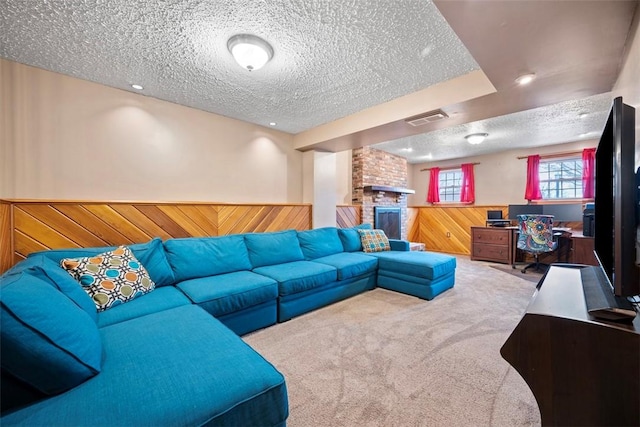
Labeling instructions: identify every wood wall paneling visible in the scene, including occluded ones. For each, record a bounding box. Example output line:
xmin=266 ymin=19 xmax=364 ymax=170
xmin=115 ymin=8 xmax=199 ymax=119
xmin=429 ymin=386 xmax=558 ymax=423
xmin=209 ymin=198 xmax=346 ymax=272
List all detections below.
xmin=1 ymin=201 xmax=312 ymax=273
xmin=336 ymin=205 xmax=361 ymax=228
xmin=412 ymin=206 xmax=509 ymax=255
xmin=0 ymin=201 xmax=12 ymax=272
xmin=406 ymin=207 xmax=419 ymax=242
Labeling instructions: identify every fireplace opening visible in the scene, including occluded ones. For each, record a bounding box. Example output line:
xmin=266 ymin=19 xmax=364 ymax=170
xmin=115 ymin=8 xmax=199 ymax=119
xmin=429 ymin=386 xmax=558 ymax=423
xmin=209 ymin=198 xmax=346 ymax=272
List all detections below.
xmin=374 ymin=207 xmax=401 ymax=240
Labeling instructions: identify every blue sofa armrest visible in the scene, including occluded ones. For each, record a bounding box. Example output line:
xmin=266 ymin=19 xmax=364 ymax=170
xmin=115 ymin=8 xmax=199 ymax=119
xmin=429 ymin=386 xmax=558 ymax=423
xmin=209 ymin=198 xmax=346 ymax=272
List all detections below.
xmin=389 ymin=239 xmax=410 ymax=251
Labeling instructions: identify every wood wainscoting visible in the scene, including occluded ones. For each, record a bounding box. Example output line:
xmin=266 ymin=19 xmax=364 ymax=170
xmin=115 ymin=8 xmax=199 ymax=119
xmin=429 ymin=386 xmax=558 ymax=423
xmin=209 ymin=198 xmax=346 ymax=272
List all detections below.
xmin=0 ymin=200 xmax=312 ymax=273
xmin=409 ymin=206 xmax=509 ymax=255
xmin=336 ymin=205 xmax=361 ymax=228
xmin=0 ymin=200 xmax=12 ymax=273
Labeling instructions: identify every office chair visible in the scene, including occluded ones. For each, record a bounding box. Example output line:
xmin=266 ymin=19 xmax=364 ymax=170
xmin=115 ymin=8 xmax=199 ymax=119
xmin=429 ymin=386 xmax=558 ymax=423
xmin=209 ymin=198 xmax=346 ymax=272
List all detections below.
xmin=515 ymin=214 xmax=558 ymax=273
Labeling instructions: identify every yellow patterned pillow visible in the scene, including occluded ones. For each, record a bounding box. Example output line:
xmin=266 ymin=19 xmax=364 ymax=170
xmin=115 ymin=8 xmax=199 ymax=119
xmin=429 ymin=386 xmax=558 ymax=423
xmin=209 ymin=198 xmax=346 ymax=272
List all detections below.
xmin=61 ymin=246 xmax=155 ymax=311
xmin=357 ymin=229 xmax=391 ymax=253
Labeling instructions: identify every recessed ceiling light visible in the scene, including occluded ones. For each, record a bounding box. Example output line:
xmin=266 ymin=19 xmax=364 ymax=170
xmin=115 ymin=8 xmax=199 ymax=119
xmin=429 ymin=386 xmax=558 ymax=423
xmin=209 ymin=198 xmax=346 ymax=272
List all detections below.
xmin=269 ymin=122 xmax=276 ymax=126
xmin=465 ymin=133 xmax=488 ymax=145
xmin=131 ymin=84 xmax=143 ymax=90
xmin=515 ymin=73 xmax=536 ymax=85
xmin=401 ymin=147 xmax=413 ymax=152
xmin=579 ymin=113 xmax=588 ymax=119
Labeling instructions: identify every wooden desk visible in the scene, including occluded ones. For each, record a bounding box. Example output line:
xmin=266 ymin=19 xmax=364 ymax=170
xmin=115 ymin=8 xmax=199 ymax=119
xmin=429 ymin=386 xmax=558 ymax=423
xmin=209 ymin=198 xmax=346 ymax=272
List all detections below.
xmin=566 ymin=231 xmax=598 ymax=265
xmin=501 ymin=265 xmax=640 ymax=426
xmin=470 ymin=226 xmax=597 ymax=266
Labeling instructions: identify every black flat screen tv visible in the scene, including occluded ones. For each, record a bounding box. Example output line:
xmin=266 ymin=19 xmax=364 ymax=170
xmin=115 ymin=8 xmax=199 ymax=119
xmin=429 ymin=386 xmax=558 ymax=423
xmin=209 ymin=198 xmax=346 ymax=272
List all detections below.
xmin=593 ymin=96 xmax=639 ymax=297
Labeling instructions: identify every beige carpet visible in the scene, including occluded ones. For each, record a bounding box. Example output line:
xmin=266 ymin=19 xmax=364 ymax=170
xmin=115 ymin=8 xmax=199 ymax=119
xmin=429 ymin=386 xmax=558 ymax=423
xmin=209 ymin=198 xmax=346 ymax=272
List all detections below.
xmin=244 ymin=256 xmax=541 ymax=427
xmin=488 ymin=263 xmax=544 ymax=284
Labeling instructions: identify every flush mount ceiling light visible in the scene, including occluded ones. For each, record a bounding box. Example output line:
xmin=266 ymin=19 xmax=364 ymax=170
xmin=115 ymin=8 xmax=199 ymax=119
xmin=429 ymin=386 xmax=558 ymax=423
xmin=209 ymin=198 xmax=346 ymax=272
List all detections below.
xmin=227 ymin=34 xmax=273 ymax=71
xmin=465 ymin=133 xmax=488 ymax=145
xmin=515 ymin=73 xmax=536 ymax=85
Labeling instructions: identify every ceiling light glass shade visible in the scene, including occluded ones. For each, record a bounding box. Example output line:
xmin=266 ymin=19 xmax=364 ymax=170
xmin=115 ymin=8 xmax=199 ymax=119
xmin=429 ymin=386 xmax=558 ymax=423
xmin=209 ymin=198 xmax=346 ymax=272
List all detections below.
xmin=515 ymin=73 xmax=536 ymax=85
xmin=465 ymin=133 xmax=488 ymax=145
xmin=227 ymin=34 xmax=273 ymax=71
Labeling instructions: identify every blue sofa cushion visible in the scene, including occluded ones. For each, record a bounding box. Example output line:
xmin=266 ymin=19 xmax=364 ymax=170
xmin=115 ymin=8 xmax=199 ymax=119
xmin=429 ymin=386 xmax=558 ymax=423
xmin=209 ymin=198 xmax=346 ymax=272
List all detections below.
xmin=2 ymin=254 xmax=97 ymax=322
xmin=338 ymin=223 xmax=372 ymax=252
xmin=244 ymin=230 xmax=304 ymax=268
xmin=30 ymin=237 xmax=176 ymax=288
xmin=253 ymin=261 xmax=337 ymax=296
xmin=370 ymin=251 xmax=457 ymax=280
xmin=312 ymin=252 xmax=378 ymax=280
xmin=389 ymin=239 xmax=411 ymax=251
xmin=297 ymin=227 xmax=344 ymax=260
xmin=0 ymin=273 xmax=102 ymax=395
xmin=176 ymin=271 xmax=278 ymax=317
xmin=1 ymin=305 xmax=289 ymax=426
xmin=164 ymin=235 xmax=252 ymax=282
xmin=97 ymin=286 xmax=191 ymax=328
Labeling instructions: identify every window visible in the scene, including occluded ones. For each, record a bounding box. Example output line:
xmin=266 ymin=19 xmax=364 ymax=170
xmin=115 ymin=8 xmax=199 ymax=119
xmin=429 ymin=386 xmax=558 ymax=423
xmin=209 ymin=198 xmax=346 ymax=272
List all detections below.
xmin=438 ymin=168 xmax=462 ymax=202
xmin=538 ymin=157 xmax=583 ymax=199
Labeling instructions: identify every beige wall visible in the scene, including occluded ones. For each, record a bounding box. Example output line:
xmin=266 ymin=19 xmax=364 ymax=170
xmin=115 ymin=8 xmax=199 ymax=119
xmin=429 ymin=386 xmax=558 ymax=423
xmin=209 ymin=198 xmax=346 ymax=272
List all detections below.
xmin=335 ymin=150 xmax=353 ymax=205
xmin=0 ymin=59 xmax=302 ymax=202
xmin=612 ymin=4 xmax=640 ymax=165
xmin=408 ymin=140 xmax=598 ymax=206
xmin=302 ymin=151 xmax=337 ymax=228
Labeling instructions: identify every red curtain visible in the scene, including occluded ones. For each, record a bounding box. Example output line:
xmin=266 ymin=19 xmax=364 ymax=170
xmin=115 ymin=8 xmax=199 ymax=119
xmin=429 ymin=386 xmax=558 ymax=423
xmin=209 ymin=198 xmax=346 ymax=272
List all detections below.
xmin=460 ymin=163 xmax=475 ymax=203
xmin=525 ymin=155 xmax=542 ymax=201
xmin=582 ymin=148 xmax=596 ymax=198
xmin=427 ymin=167 xmax=440 ymax=203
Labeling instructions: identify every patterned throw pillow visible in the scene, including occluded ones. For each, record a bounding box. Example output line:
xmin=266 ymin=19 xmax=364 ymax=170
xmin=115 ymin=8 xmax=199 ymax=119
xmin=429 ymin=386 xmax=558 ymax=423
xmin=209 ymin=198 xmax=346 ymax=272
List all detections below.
xmin=357 ymin=229 xmax=391 ymax=253
xmin=61 ymin=246 xmax=155 ymax=312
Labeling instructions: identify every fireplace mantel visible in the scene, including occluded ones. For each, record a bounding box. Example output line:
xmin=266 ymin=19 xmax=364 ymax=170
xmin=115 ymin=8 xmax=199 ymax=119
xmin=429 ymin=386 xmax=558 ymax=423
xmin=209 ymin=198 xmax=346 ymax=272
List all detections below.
xmin=363 ymin=185 xmax=415 ymax=194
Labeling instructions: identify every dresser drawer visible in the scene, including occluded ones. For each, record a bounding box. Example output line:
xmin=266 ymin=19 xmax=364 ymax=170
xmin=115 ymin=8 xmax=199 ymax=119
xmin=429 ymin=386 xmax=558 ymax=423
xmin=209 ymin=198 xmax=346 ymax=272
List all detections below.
xmin=473 ymin=228 xmax=510 ymax=244
xmin=473 ymin=244 xmax=511 ymax=263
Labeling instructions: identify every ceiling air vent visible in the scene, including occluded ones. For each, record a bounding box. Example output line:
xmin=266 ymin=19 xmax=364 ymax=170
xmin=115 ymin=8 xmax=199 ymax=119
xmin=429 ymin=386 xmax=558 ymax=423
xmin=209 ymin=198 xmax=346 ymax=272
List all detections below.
xmin=405 ymin=110 xmax=448 ymax=127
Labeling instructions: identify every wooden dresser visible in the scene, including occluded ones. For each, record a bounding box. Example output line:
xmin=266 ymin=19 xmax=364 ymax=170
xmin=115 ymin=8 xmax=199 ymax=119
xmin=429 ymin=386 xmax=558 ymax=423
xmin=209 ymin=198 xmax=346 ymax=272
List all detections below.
xmin=470 ymin=226 xmax=514 ymax=264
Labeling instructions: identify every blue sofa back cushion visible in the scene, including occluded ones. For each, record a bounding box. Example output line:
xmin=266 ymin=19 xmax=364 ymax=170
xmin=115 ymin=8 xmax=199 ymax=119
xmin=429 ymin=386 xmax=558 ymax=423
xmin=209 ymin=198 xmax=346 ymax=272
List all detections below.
xmin=0 ymin=273 xmax=102 ymax=395
xmin=297 ymin=227 xmax=344 ymax=260
xmin=338 ymin=223 xmax=372 ymax=252
xmin=30 ymin=237 xmax=176 ymax=288
xmin=2 ymin=254 xmax=98 ymax=322
xmin=244 ymin=230 xmax=304 ymax=268
xmin=164 ymin=235 xmax=252 ymax=282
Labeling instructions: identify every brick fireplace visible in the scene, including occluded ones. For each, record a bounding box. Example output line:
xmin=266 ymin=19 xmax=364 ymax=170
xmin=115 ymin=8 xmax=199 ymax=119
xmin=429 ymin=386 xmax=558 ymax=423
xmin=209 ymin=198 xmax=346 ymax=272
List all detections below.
xmin=352 ymin=147 xmax=414 ymax=239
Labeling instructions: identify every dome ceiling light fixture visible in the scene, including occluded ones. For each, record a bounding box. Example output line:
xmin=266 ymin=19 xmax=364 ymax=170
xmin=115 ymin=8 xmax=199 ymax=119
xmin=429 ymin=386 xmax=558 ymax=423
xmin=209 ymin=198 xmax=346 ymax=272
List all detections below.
xmin=465 ymin=133 xmax=488 ymax=145
xmin=227 ymin=34 xmax=273 ymax=71
xmin=515 ymin=73 xmax=536 ymax=85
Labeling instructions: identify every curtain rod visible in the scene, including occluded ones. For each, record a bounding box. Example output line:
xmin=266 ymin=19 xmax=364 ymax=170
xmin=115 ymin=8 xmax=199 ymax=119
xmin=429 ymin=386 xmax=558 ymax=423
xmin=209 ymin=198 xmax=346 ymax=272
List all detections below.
xmin=516 ymin=149 xmax=590 ymax=160
xmin=420 ymin=162 xmax=480 ymax=172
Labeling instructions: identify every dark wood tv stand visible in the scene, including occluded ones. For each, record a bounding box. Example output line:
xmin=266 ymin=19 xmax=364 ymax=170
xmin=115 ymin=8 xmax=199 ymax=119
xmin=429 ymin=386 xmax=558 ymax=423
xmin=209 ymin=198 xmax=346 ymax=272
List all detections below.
xmin=501 ymin=265 xmax=639 ymax=426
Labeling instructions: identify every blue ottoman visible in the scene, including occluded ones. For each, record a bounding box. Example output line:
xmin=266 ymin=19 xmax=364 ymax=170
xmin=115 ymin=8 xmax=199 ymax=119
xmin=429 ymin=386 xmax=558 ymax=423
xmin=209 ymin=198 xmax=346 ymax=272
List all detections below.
xmin=368 ymin=251 xmax=456 ymax=300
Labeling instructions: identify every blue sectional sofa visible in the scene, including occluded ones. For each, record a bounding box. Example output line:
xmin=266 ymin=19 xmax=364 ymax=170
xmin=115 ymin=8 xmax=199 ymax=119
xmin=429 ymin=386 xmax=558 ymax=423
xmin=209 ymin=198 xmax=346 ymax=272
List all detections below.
xmin=0 ymin=225 xmax=456 ymax=426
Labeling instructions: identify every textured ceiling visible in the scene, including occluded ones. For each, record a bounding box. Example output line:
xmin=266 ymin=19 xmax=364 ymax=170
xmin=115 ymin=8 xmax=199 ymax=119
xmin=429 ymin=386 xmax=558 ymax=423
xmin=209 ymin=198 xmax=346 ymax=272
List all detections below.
xmin=373 ymin=93 xmax=615 ymax=163
xmin=0 ymin=0 xmax=637 ymax=162
xmin=0 ymin=0 xmax=478 ymax=134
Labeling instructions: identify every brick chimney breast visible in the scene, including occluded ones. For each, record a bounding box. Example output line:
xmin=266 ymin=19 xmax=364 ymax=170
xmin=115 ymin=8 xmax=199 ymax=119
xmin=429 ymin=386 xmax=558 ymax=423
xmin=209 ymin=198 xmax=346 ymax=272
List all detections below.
xmin=352 ymin=147 xmax=410 ymax=239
